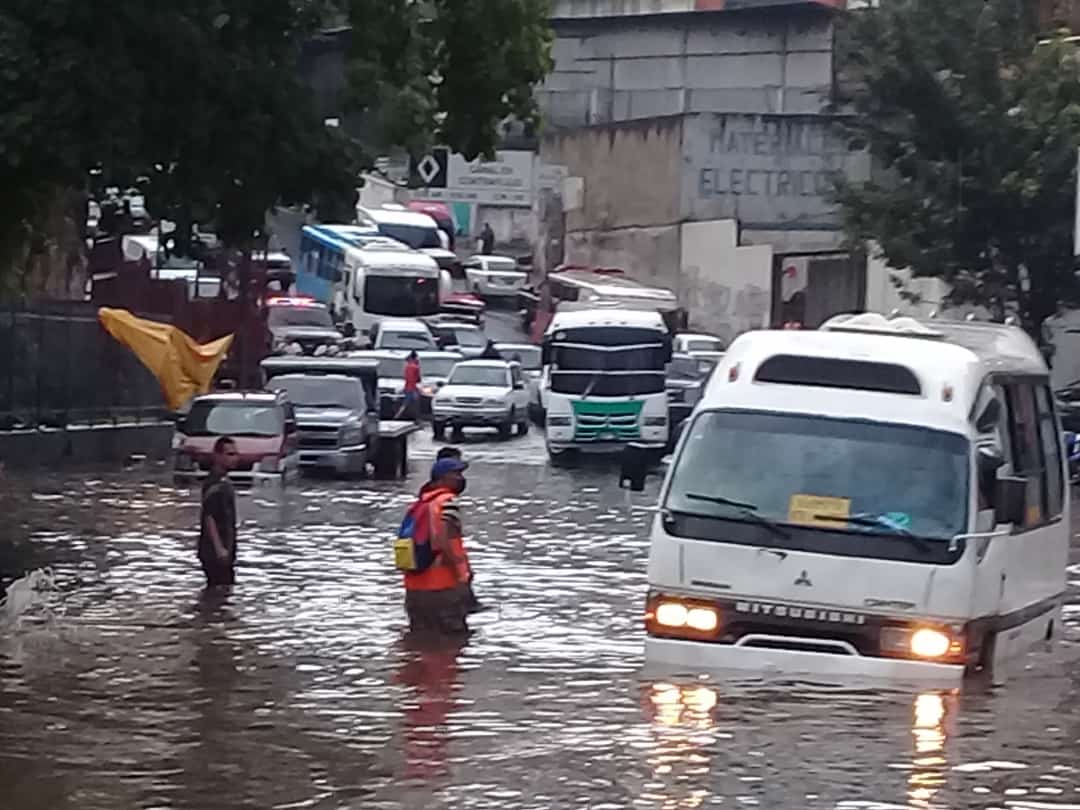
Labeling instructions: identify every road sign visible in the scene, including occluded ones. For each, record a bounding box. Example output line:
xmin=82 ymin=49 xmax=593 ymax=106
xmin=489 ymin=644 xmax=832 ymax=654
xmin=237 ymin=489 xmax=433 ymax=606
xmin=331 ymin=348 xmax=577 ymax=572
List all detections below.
xmin=409 ymin=149 xmax=448 ymax=189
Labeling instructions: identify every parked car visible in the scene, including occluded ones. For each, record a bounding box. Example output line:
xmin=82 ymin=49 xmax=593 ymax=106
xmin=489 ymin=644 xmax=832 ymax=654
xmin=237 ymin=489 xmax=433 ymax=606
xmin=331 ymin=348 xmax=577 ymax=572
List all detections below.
xmin=463 ymin=255 xmax=528 ymax=300
xmin=261 ymin=357 xmax=380 ymax=476
xmin=267 ymin=296 xmax=346 ymax=356
xmin=665 ymin=353 xmax=718 ymax=431
xmin=438 ymin=292 xmax=486 ymax=325
xmin=431 ymin=359 xmax=531 ymax=440
xmin=495 ymin=342 xmax=543 ymax=420
xmin=355 ymin=350 xmax=463 ymax=418
xmin=172 ymin=390 xmax=299 ymax=485
xmin=428 ymin=321 xmax=488 ymax=359
xmin=368 ymin=317 xmax=437 ymax=352
xmin=673 ymin=332 xmax=725 ymax=362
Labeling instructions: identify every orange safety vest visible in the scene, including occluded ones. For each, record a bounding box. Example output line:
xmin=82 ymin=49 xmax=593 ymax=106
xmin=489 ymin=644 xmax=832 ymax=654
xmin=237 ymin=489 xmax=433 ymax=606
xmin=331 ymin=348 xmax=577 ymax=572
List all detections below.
xmin=403 ymin=487 xmax=468 ymax=592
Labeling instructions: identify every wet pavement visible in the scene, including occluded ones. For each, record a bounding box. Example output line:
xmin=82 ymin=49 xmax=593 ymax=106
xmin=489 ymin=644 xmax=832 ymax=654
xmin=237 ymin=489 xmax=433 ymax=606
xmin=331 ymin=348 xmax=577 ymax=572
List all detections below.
xmin=1 ymin=424 xmax=1079 ymax=810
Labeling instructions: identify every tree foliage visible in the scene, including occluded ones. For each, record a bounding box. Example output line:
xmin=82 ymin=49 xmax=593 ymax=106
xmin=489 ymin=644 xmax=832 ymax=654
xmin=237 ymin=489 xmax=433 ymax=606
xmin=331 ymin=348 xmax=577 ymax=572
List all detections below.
xmin=344 ymin=0 xmax=553 ymax=159
xmin=834 ymin=0 xmax=1080 ymax=337
xmin=0 ymin=0 xmax=553 ymax=292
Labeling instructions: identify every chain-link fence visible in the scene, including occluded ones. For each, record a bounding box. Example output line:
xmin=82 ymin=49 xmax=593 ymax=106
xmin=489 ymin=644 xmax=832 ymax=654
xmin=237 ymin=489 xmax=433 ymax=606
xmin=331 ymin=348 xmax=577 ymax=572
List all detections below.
xmin=0 ymin=302 xmax=167 ymax=430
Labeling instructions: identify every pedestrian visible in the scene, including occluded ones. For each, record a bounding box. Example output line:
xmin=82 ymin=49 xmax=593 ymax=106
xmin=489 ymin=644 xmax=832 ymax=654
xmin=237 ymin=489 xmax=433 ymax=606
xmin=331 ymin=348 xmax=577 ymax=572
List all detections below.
xmin=199 ymin=436 xmax=239 ymax=589
xmin=424 ymin=447 xmax=483 ymax=613
xmin=479 ymin=223 xmax=495 ymax=255
xmin=397 ymin=350 xmax=422 ymax=420
xmin=397 ymin=455 xmax=472 ymax=637
xmin=479 ymin=340 xmax=502 ymax=360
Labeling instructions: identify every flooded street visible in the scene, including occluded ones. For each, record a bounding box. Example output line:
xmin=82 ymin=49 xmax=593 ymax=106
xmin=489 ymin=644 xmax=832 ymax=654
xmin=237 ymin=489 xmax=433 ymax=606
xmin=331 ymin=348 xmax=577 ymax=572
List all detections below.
xmin=1 ymin=433 xmax=1079 ymax=810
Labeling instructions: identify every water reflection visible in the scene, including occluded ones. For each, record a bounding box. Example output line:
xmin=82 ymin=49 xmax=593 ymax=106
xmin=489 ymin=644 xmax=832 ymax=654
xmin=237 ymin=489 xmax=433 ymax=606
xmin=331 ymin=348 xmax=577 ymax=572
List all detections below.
xmin=642 ymin=683 xmax=721 ymax=809
xmin=908 ymin=692 xmax=955 ymax=809
xmin=394 ymin=635 xmax=467 ymax=783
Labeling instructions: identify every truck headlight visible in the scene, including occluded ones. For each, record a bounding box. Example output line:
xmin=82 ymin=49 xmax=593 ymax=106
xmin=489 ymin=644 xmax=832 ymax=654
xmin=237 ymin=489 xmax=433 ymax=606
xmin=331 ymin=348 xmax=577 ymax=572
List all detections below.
xmin=341 ymin=426 xmax=365 ymax=446
xmin=547 ymin=416 xmax=572 ymax=427
xmin=485 ymin=398 xmax=505 ymax=406
xmin=644 ymin=416 xmax=668 ymax=426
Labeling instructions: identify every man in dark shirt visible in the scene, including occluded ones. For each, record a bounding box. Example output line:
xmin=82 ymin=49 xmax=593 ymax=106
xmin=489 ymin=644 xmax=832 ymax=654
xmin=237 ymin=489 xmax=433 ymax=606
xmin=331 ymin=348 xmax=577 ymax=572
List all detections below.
xmin=199 ymin=436 xmax=239 ymax=588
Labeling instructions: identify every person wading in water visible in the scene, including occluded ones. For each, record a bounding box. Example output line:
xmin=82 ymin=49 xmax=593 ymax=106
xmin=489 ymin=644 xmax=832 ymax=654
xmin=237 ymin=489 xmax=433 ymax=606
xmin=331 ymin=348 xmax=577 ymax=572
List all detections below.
xmin=199 ymin=437 xmax=239 ymax=589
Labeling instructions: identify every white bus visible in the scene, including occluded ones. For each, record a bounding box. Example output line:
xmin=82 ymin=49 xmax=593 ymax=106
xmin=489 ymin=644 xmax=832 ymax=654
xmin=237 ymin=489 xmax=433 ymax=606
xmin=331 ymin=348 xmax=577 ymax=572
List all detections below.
xmin=296 ymin=224 xmax=445 ymax=338
xmin=543 ymin=309 xmax=672 ymax=462
xmin=623 ymin=312 xmax=1069 ymax=685
xmin=526 ymin=267 xmax=686 ymax=339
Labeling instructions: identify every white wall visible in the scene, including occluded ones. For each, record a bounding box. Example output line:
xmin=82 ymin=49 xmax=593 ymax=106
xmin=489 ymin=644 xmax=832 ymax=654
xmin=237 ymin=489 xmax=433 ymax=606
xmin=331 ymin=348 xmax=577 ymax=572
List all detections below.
xmin=680 ymin=219 xmax=772 ymax=341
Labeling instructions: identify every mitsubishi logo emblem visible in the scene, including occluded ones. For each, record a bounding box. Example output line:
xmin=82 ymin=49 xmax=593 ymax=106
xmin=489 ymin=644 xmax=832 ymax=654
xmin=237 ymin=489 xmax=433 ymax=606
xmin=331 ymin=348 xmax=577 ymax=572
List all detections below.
xmin=794 ymin=570 xmax=812 ymax=587
xmin=417 ymin=154 xmax=441 ymax=185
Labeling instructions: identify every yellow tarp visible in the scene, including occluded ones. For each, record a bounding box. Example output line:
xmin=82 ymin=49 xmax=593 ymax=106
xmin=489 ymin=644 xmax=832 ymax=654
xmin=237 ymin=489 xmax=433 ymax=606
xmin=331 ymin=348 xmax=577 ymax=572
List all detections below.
xmin=98 ymin=308 xmax=234 ymax=411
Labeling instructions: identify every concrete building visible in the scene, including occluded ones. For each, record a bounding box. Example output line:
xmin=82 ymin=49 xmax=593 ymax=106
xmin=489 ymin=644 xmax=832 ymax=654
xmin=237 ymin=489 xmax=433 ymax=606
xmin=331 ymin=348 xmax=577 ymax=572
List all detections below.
xmin=536 ymin=1 xmax=928 ymax=338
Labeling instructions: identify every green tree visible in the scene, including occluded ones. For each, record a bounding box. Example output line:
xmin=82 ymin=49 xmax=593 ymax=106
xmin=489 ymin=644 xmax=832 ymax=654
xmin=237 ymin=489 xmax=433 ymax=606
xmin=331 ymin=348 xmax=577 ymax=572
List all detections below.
xmin=834 ymin=0 xmax=1080 ymax=344
xmin=0 ymin=0 xmax=553 ymax=293
xmin=344 ymin=0 xmax=553 ymax=159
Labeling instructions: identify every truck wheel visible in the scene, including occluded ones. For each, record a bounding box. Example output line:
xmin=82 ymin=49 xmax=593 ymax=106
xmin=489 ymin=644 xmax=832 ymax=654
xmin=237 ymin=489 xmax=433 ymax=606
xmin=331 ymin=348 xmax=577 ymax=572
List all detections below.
xmin=518 ymin=416 xmax=529 ymax=436
xmin=498 ymin=412 xmax=514 ymax=440
xmin=433 ymin=421 xmax=446 ymax=441
xmin=548 ymin=447 xmax=573 ymax=467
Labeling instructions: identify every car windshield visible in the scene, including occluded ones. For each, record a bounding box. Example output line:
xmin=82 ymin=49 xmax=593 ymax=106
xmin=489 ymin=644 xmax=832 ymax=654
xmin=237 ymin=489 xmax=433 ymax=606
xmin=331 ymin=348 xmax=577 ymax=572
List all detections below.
xmin=269 ymin=377 xmax=365 ymax=410
xmin=449 ymin=365 xmax=508 ymax=387
xmin=685 ymin=337 xmax=723 ymax=353
xmin=453 ymin=328 xmax=486 ymax=348
xmin=379 ymin=330 xmax=435 ymax=350
xmin=377 ymin=223 xmax=441 ymax=249
xmin=268 ymin=305 xmax=334 ymax=329
xmin=665 ymin=410 xmax=969 ymax=542
xmin=498 ymin=346 xmax=541 ymax=370
xmin=184 ymin=401 xmax=284 ymax=437
xmin=377 ymin=357 xmax=408 ymax=378
xmin=365 ymin=276 xmax=440 ymax=318
xmin=420 ymin=357 xmax=459 ymax=378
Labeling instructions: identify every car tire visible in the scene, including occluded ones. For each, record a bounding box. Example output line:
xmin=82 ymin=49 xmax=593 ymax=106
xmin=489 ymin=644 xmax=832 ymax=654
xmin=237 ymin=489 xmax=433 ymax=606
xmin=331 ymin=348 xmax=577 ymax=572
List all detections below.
xmin=518 ymin=417 xmax=529 ymax=436
xmin=433 ymin=421 xmax=446 ymax=441
xmin=499 ymin=411 xmax=515 ymax=441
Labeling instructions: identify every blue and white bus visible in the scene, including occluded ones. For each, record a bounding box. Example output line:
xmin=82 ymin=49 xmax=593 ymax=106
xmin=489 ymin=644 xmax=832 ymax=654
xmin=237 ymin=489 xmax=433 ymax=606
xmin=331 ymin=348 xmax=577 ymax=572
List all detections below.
xmin=296 ymin=224 xmax=447 ymax=337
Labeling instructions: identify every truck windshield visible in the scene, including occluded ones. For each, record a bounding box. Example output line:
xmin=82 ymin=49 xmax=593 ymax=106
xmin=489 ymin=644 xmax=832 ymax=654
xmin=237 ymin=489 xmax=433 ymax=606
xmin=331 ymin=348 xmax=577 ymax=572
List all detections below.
xmin=184 ymin=402 xmax=283 ymax=437
xmin=550 ymin=336 xmax=668 ymax=397
xmin=365 ymin=276 xmax=440 ymax=317
xmin=269 ymin=377 xmax=365 ymax=411
xmin=665 ymin=410 xmax=969 ymax=542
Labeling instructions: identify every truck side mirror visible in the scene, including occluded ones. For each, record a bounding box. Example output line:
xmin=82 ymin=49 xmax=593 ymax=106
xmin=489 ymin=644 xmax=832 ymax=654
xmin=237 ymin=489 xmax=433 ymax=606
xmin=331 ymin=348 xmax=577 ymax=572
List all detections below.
xmin=995 ymin=475 xmax=1027 ymax=526
xmin=619 ymin=442 xmax=651 ymax=492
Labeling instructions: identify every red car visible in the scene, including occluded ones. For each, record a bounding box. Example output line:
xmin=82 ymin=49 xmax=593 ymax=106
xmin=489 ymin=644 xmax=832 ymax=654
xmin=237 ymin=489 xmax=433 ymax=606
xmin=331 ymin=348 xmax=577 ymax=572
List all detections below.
xmin=172 ymin=390 xmax=300 ymax=486
xmin=438 ymin=292 xmax=485 ymax=326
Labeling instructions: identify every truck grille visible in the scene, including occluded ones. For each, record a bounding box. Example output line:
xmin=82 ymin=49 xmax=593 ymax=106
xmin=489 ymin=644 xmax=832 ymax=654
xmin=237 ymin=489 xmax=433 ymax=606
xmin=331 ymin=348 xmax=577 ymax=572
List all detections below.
xmin=571 ymin=401 xmax=643 ymax=442
xmin=299 ymin=425 xmax=340 ymax=449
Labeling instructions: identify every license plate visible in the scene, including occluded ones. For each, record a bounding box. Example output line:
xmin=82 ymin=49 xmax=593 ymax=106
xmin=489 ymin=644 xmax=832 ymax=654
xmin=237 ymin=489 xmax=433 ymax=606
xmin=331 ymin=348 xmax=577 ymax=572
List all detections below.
xmin=599 ymin=431 xmax=615 ymax=440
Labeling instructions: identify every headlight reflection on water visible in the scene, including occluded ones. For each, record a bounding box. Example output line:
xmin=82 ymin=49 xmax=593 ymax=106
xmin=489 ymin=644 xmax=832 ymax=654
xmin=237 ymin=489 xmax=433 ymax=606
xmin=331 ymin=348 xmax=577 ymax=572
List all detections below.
xmin=908 ymin=691 xmax=955 ymax=809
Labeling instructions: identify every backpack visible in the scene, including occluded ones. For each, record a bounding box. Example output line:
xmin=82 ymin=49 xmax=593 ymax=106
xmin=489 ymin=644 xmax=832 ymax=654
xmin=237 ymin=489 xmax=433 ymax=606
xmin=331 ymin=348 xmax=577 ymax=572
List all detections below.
xmin=393 ymin=497 xmax=438 ymax=572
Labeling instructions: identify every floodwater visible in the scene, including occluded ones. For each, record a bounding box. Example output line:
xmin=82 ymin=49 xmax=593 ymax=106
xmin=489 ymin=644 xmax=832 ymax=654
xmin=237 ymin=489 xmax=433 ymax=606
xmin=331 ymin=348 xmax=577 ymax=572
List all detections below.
xmin=1 ymin=431 xmax=1079 ymax=810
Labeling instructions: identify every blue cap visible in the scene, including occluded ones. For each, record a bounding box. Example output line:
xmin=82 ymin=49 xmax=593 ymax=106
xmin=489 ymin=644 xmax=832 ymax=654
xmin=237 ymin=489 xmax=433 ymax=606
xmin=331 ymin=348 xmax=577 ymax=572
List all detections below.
xmin=431 ymin=457 xmax=468 ymax=479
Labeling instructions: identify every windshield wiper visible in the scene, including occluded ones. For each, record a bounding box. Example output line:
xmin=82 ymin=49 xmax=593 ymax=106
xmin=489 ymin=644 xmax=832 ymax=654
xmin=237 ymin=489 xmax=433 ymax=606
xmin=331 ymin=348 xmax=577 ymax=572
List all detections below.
xmin=684 ymin=493 xmax=791 ymax=540
xmin=812 ymin=513 xmax=933 ymax=553
xmin=581 ymin=371 xmax=602 ymax=400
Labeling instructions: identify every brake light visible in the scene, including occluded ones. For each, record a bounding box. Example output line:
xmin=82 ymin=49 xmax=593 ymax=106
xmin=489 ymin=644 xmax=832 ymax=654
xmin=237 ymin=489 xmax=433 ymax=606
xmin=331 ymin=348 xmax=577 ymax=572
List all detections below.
xmin=267 ymin=296 xmax=318 ymax=307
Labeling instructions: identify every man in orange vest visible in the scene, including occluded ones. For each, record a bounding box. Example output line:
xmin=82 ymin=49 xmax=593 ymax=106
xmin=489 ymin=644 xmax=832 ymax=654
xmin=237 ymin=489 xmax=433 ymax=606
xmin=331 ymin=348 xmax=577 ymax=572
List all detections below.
xmin=402 ymin=456 xmax=472 ymax=636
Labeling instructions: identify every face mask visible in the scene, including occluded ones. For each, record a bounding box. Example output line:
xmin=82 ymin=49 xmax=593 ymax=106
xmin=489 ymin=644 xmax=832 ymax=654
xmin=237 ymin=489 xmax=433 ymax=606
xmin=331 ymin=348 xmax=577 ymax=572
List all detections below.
xmin=452 ymin=477 xmax=467 ymax=495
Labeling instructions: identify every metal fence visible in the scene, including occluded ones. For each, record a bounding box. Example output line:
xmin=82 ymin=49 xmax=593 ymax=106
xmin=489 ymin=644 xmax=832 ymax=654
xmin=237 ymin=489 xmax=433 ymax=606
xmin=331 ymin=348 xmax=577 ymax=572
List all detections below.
xmin=0 ymin=302 xmax=168 ymax=430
